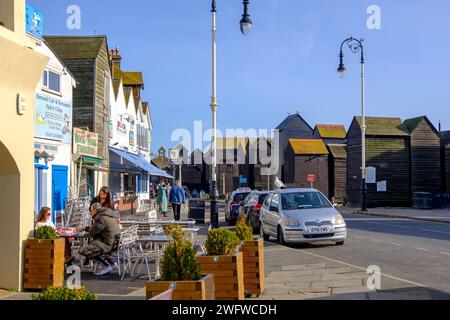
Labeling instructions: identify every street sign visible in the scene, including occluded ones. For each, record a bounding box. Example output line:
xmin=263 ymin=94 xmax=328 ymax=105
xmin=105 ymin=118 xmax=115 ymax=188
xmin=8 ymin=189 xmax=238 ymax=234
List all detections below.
xmin=366 ymin=166 xmax=376 ymax=184
xmin=307 ymin=174 xmax=316 ymax=182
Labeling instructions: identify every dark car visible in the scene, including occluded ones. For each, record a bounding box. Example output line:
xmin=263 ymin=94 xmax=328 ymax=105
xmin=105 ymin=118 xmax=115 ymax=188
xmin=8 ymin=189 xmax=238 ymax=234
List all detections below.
xmin=238 ymin=191 xmax=271 ymax=233
xmin=225 ymin=188 xmax=252 ymax=225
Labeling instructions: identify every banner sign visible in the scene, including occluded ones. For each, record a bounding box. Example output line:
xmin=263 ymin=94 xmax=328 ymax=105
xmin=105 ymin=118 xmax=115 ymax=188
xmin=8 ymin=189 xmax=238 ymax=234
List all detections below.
xmin=73 ymin=128 xmax=98 ymax=157
xmin=26 ymin=5 xmax=44 ymax=38
xmin=35 ymin=93 xmax=72 ymax=144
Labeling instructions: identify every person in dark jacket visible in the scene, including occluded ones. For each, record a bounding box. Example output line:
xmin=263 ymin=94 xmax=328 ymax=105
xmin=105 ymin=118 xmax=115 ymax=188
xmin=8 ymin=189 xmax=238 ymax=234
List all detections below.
xmin=169 ymin=180 xmax=185 ymax=221
xmin=78 ymin=203 xmax=120 ymax=276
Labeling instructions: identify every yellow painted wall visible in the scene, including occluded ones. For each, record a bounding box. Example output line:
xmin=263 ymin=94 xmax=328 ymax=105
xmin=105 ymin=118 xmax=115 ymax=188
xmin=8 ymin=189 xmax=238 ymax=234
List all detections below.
xmin=0 ymin=0 xmax=48 ymax=291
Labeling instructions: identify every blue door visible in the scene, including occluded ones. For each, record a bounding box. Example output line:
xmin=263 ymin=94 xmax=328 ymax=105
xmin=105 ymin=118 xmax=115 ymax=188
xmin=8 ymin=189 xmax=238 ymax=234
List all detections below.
xmin=52 ymin=165 xmax=68 ymax=216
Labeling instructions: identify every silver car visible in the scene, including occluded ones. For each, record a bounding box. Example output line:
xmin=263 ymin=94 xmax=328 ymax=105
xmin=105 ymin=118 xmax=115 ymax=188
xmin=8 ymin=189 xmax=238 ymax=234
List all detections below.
xmin=259 ymin=188 xmax=347 ymax=245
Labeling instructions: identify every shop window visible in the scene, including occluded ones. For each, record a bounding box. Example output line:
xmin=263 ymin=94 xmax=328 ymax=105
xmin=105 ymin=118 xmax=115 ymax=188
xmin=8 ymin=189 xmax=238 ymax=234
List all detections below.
xmin=42 ymin=69 xmax=61 ymax=94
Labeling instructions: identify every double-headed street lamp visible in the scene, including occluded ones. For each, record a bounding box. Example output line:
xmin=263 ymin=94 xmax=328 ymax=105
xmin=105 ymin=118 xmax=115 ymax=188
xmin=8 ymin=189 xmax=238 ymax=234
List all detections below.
xmin=210 ymin=0 xmax=252 ymax=228
xmin=337 ymin=37 xmax=368 ymax=212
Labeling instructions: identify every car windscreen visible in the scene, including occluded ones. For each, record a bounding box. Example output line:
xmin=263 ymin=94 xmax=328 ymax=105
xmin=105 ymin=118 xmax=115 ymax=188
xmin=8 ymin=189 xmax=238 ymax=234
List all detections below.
xmin=232 ymin=192 xmax=250 ymax=203
xmin=281 ymin=192 xmax=332 ymax=210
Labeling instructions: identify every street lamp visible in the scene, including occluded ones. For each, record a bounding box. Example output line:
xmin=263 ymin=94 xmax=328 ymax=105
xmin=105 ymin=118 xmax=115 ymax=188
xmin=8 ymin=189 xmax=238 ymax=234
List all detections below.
xmin=240 ymin=0 xmax=252 ymax=36
xmin=209 ymin=0 xmax=253 ymax=228
xmin=337 ymin=37 xmax=368 ymax=212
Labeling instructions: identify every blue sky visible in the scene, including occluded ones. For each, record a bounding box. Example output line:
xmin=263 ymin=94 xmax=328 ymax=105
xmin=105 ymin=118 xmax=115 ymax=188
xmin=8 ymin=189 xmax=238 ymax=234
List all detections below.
xmin=28 ymin=0 xmax=450 ymax=152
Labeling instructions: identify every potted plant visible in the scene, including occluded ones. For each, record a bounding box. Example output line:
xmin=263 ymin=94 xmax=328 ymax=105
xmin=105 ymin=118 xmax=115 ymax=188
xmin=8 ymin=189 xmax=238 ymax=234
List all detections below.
xmin=24 ymin=226 xmax=65 ymax=290
xmin=236 ymin=214 xmax=265 ymax=297
xmin=196 ymin=228 xmax=244 ymax=300
xmin=32 ymin=286 xmax=97 ymax=300
xmin=146 ymin=225 xmax=215 ymax=300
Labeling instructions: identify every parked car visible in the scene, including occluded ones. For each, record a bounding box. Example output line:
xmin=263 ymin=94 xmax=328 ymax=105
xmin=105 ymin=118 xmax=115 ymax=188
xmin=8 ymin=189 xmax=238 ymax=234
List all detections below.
xmin=259 ymin=188 xmax=347 ymax=245
xmin=225 ymin=188 xmax=252 ymax=225
xmin=238 ymin=191 xmax=271 ymax=233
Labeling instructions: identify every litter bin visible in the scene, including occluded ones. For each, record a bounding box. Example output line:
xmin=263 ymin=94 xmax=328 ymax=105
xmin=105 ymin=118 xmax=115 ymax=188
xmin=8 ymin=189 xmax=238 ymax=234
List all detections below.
xmin=412 ymin=192 xmax=432 ymax=210
xmin=432 ymin=193 xmax=449 ymax=209
xmin=188 ymin=199 xmax=206 ymax=224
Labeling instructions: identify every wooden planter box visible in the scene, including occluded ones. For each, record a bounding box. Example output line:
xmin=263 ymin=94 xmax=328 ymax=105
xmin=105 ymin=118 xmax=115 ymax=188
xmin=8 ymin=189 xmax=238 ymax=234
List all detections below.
xmin=146 ymin=274 xmax=215 ymax=300
xmin=196 ymin=252 xmax=244 ymax=300
xmin=240 ymin=239 xmax=265 ymax=297
xmin=24 ymin=238 xmax=65 ymax=290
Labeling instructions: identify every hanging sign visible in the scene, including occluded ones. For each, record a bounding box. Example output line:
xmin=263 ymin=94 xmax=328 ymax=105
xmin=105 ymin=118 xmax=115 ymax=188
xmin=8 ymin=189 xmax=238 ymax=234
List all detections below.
xmin=73 ymin=128 xmax=98 ymax=157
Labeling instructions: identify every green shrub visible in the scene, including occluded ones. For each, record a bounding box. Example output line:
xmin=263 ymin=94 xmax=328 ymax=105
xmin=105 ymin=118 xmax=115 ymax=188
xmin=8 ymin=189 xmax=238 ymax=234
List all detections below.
xmin=235 ymin=214 xmax=253 ymax=241
xmin=205 ymin=228 xmax=240 ymax=256
xmin=32 ymin=286 xmax=97 ymax=300
xmin=161 ymin=225 xmax=201 ymax=281
xmin=35 ymin=226 xmax=57 ymax=240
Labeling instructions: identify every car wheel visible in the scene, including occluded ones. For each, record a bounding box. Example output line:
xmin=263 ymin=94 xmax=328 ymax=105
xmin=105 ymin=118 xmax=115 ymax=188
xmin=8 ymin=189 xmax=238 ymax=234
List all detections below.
xmin=277 ymin=226 xmax=286 ymax=245
xmin=336 ymin=241 xmax=345 ymax=246
xmin=260 ymin=224 xmax=270 ymax=241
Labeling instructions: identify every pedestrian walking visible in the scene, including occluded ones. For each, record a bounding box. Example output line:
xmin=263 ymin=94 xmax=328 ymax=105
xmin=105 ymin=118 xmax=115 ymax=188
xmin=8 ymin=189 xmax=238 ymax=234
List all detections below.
xmin=157 ymin=182 xmax=169 ymax=217
xmin=169 ymin=179 xmax=185 ymax=221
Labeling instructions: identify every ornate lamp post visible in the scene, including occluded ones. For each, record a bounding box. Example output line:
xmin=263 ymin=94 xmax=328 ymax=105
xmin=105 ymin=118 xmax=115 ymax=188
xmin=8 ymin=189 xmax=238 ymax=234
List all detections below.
xmin=210 ymin=0 xmax=253 ymax=228
xmin=337 ymin=37 xmax=368 ymax=212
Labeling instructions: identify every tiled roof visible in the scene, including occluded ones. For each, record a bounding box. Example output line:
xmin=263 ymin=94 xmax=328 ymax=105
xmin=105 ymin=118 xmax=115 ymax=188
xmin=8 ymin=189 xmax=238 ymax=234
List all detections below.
xmin=216 ymin=138 xmax=249 ymax=150
xmin=142 ymin=102 xmax=148 ymax=115
xmin=327 ymin=144 xmax=347 ymax=159
xmin=152 ymin=156 xmax=171 ymax=170
xmin=315 ymin=124 xmax=346 ymax=139
xmin=44 ymin=36 xmax=106 ymax=60
xmin=113 ymin=65 xmax=144 ymax=86
xmin=404 ymin=116 xmax=425 ymax=133
xmin=276 ymin=113 xmax=313 ymax=131
xmin=124 ymin=87 xmax=132 ymax=106
xmin=354 ymin=117 xmax=409 ymax=136
xmin=112 ymin=79 xmax=121 ymax=100
xmin=289 ymin=139 xmax=329 ymax=155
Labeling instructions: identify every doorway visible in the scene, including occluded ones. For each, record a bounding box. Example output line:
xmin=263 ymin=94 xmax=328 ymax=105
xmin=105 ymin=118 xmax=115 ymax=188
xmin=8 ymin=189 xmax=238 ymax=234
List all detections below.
xmin=52 ymin=165 xmax=68 ymax=218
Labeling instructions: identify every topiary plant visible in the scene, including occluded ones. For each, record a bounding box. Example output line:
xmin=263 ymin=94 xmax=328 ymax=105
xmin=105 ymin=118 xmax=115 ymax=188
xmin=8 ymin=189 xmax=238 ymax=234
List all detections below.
xmin=205 ymin=228 xmax=241 ymax=256
xmin=35 ymin=226 xmax=58 ymax=240
xmin=32 ymin=286 xmax=97 ymax=300
xmin=235 ymin=214 xmax=253 ymax=241
xmin=160 ymin=225 xmax=201 ymax=281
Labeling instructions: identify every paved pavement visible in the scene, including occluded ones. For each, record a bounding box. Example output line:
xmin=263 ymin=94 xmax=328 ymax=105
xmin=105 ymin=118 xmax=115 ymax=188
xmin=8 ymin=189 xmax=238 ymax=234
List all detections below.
xmin=4 ymin=208 xmax=450 ymax=300
xmin=339 ymin=207 xmax=450 ymax=224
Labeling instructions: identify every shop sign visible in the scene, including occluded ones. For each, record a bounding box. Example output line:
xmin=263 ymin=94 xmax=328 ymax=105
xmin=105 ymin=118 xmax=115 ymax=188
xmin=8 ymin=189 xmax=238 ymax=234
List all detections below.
xmin=73 ymin=128 xmax=98 ymax=157
xmin=26 ymin=5 xmax=44 ymax=38
xmin=117 ymin=121 xmax=127 ymax=134
xmin=34 ymin=142 xmax=58 ymax=159
xmin=35 ymin=93 xmax=72 ymax=144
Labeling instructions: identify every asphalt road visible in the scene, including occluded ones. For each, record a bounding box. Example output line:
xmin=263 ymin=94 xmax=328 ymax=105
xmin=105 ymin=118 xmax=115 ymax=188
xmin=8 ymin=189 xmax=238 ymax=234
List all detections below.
xmin=286 ymin=213 xmax=450 ymax=295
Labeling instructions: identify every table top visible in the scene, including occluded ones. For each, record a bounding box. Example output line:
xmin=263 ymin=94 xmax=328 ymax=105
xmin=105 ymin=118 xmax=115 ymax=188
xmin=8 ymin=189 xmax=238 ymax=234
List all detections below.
xmin=138 ymin=235 xmax=171 ymax=243
xmin=58 ymin=232 xmax=89 ymax=238
xmin=121 ymin=219 xmax=196 ymax=226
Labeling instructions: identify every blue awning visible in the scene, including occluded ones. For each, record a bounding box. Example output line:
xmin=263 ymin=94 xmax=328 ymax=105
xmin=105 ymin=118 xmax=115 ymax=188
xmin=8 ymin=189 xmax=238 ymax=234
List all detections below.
xmin=109 ymin=147 xmax=173 ymax=178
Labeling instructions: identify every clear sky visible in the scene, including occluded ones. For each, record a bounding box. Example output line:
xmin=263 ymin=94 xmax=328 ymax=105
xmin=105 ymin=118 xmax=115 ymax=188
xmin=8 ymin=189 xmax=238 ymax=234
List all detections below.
xmin=28 ymin=0 xmax=450 ymax=152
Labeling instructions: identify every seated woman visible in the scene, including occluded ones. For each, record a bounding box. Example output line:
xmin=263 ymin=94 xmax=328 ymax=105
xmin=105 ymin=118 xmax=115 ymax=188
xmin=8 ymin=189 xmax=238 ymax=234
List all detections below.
xmin=77 ymin=202 xmax=121 ymax=276
xmin=35 ymin=207 xmax=56 ymax=230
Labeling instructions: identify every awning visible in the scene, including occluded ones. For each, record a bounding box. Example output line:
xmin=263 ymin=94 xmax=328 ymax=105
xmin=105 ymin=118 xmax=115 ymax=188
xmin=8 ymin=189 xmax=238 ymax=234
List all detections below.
xmin=109 ymin=147 xmax=173 ymax=178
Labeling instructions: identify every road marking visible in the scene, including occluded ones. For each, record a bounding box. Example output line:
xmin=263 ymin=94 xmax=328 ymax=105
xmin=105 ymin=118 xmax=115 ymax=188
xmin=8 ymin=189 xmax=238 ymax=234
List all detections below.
xmin=420 ymin=228 xmax=450 ymax=235
xmin=282 ymin=246 xmax=426 ymax=288
xmin=440 ymin=252 xmax=450 ymax=256
xmin=388 ymin=242 xmax=404 ymax=247
xmin=362 ymin=221 xmax=412 ymax=229
xmin=413 ymin=247 xmax=430 ymax=252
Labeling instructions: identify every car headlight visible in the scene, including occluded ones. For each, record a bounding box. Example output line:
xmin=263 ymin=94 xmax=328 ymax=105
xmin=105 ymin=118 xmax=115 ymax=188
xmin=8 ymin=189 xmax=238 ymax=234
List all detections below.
xmin=285 ymin=216 xmax=300 ymax=226
xmin=334 ymin=214 xmax=345 ymax=225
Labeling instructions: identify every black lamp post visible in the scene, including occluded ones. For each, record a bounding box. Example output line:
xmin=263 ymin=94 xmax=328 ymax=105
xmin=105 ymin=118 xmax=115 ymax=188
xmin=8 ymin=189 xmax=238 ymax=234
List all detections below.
xmin=337 ymin=37 xmax=368 ymax=212
xmin=209 ymin=0 xmax=253 ymax=228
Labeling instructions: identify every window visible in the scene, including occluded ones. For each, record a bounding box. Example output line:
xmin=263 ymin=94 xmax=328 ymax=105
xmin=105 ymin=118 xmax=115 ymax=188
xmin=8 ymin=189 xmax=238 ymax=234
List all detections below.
xmin=270 ymin=193 xmax=279 ymax=210
xmin=281 ymin=192 xmax=331 ymax=211
xmin=263 ymin=193 xmax=273 ymax=208
xmin=129 ymin=131 xmax=135 ymax=146
xmin=42 ymin=69 xmax=61 ymax=94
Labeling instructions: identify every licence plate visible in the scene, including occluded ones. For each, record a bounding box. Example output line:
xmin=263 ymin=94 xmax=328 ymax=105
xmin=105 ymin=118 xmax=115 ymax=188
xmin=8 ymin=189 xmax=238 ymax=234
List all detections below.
xmin=310 ymin=227 xmax=330 ymax=233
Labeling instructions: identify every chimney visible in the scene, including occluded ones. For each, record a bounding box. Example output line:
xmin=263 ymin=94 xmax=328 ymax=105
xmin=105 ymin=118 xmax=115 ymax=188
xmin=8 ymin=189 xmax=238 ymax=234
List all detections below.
xmin=110 ymin=47 xmax=121 ymax=70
